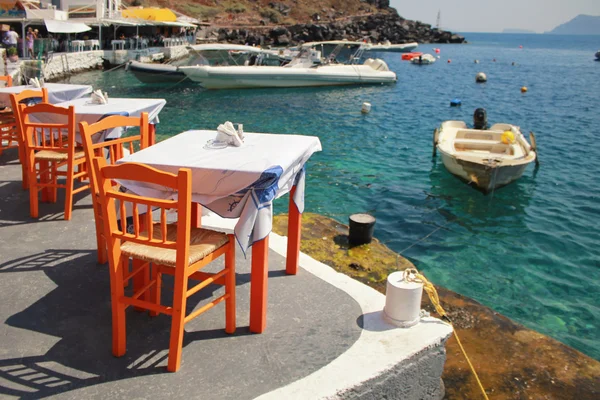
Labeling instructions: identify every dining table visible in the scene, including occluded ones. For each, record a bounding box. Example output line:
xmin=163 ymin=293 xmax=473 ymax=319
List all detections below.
xmin=116 ymin=129 xmax=322 ymax=333
xmin=30 ymin=97 xmax=167 ymax=144
xmin=0 ymin=83 xmax=93 ymax=108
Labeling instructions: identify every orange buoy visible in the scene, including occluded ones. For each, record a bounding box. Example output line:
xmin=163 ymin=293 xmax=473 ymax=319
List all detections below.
xmin=447 ymin=59 xmax=451 ymax=63
xmin=521 ymin=86 xmax=528 ymax=93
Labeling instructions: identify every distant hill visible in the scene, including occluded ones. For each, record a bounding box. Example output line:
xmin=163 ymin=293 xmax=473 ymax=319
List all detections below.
xmin=502 ymin=28 xmax=535 ymax=34
xmin=547 ymin=14 xmax=600 ymax=35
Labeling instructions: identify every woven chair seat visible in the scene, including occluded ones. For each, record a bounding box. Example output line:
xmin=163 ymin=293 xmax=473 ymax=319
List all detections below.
xmin=121 ymin=224 xmax=229 ymax=267
xmin=36 ymin=147 xmax=86 ymax=161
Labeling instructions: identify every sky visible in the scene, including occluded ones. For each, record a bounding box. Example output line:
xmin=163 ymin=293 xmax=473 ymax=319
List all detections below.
xmin=389 ymin=0 xmax=600 ymax=33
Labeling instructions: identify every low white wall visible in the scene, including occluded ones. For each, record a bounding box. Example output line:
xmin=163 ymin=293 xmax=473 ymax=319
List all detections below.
xmin=43 ymin=50 xmax=104 ymax=80
xmin=163 ymin=45 xmax=189 ymax=61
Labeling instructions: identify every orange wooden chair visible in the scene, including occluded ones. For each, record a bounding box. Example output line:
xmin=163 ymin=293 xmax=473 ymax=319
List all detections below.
xmin=20 ymin=103 xmax=89 ymax=220
xmin=0 ymin=76 xmax=17 ymax=158
xmin=10 ymin=88 xmax=50 ymax=190
xmin=80 ymin=113 xmax=150 ymax=264
xmin=92 ymin=157 xmax=236 ymax=372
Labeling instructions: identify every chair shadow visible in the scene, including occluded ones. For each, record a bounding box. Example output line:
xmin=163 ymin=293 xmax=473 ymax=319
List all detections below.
xmin=0 ymin=179 xmax=92 ymax=228
xmin=0 ymin=249 xmax=250 ymax=399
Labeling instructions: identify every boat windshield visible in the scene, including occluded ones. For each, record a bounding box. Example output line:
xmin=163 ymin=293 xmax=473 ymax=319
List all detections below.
xmin=291 ymin=42 xmax=365 ymax=66
xmin=178 ymin=48 xmax=283 ymax=67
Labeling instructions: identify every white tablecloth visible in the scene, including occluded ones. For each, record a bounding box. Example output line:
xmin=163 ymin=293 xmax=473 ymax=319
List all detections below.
xmin=29 ymin=97 xmax=166 ymax=142
xmin=117 ymin=130 xmax=322 ymax=254
xmin=0 ymin=83 xmax=93 ymax=108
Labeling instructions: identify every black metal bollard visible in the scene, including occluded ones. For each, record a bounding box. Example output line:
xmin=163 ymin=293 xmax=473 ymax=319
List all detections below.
xmin=348 ymin=213 xmax=376 ymax=246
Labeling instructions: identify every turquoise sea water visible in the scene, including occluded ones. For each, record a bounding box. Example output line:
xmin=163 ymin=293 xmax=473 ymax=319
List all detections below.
xmin=64 ymin=33 xmax=600 ymax=360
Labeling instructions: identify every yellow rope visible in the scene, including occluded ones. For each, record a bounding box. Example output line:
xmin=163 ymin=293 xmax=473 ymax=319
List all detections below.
xmin=405 ymin=268 xmax=490 ymax=400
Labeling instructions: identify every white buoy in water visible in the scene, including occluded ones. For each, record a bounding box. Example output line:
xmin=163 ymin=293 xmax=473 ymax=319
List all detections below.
xmin=383 ymin=270 xmax=423 ymax=328
xmin=476 ymin=72 xmax=487 ymax=83
xmin=361 ymin=102 xmax=371 ymax=113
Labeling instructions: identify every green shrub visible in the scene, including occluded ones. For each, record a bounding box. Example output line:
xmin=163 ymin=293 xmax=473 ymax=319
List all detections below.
xmin=7 ymin=47 xmax=17 ymax=57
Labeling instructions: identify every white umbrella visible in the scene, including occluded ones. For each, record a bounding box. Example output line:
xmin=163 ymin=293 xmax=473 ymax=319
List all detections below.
xmin=44 ymin=19 xmax=92 ymax=34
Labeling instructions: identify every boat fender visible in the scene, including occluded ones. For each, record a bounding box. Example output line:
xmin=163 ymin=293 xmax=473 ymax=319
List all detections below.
xmin=501 ymin=130 xmax=516 ymax=144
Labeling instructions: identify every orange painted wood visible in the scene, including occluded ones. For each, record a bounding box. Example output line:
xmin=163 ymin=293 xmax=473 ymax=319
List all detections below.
xmin=80 ymin=113 xmax=150 ymax=264
xmin=250 ymin=235 xmax=269 ymax=333
xmin=10 ymin=88 xmax=49 ymax=190
xmin=191 ymin=203 xmax=202 ymax=228
xmin=149 ymin=123 xmax=156 ymax=145
xmin=21 ymin=101 xmax=88 ymax=220
xmin=286 ymin=185 xmax=302 ymax=275
xmin=92 ymin=157 xmax=236 ymax=372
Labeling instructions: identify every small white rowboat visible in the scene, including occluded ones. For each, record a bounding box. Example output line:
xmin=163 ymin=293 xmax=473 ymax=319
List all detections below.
xmin=434 ymin=121 xmax=538 ymax=193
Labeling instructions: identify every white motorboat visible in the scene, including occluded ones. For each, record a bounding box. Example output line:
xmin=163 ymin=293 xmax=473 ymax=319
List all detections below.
xmin=434 ymin=115 xmax=538 ymax=193
xmin=365 ymin=41 xmax=418 ymax=53
xmin=410 ymin=54 xmax=436 ymax=65
xmin=179 ymin=41 xmax=397 ymax=89
xmin=128 ymin=44 xmax=280 ymax=84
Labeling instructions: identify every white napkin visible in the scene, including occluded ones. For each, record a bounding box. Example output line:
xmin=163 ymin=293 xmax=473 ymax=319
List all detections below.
xmin=216 ymin=121 xmax=243 ymax=147
xmin=29 ymin=77 xmax=41 ymax=88
xmin=90 ymin=89 xmax=108 ymax=105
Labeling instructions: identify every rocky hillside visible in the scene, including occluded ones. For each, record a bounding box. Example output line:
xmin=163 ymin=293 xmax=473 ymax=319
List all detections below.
xmin=125 ymin=0 xmax=465 ymax=45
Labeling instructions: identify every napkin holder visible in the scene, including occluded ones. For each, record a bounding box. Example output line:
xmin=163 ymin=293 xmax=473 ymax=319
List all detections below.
xmin=216 ymin=121 xmax=243 ymax=147
xmin=90 ymin=89 xmax=109 ymax=105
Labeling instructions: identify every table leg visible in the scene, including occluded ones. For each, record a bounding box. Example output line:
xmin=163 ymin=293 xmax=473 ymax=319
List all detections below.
xmin=191 ymin=203 xmax=202 ymax=228
xmin=149 ymin=124 xmax=156 ymax=146
xmin=250 ymin=235 xmax=269 ymax=333
xmin=286 ymin=185 xmax=302 ymax=275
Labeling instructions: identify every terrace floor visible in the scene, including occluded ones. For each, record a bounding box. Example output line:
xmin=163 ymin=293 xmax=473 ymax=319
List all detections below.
xmin=0 ymin=148 xmax=451 ymax=399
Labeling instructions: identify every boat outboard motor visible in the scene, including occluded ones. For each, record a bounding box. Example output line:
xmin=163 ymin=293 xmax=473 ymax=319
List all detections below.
xmin=473 ymin=108 xmax=488 ymax=130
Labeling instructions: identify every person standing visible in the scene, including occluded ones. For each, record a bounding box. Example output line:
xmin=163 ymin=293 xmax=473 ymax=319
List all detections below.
xmin=3 ymin=26 xmax=19 ymax=50
xmin=26 ymin=27 xmax=34 ymax=58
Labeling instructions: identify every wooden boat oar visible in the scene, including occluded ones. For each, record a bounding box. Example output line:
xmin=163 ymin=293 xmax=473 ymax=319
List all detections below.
xmin=432 ymin=128 xmax=439 ymax=157
xmin=529 ymin=131 xmax=539 ymax=166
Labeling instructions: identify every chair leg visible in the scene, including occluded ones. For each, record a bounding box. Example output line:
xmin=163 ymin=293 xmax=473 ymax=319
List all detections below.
xmin=167 ymin=271 xmax=188 ymax=372
xmin=150 ymin=265 xmax=161 ymax=317
xmin=17 ymin=144 xmax=29 ymax=190
xmin=225 ymin=239 xmax=236 ymax=334
xmin=64 ymin=163 xmax=74 ymax=220
xmin=40 ymin=160 xmax=49 ymax=203
xmin=50 ymin=164 xmax=58 ymax=203
xmin=28 ymin=158 xmax=39 ymax=218
xmin=95 ymin=225 xmax=107 ymax=264
xmin=112 ymin=257 xmax=127 ymax=357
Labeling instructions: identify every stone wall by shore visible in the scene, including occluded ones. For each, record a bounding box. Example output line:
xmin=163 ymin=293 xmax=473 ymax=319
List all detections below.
xmin=272 ymin=213 xmax=600 ymax=399
xmin=210 ymin=12 xmax=465 ymax=47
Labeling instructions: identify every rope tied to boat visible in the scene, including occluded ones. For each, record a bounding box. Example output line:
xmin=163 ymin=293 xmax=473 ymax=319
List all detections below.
xmin=404 ymin=267 xmax=490 ymax=400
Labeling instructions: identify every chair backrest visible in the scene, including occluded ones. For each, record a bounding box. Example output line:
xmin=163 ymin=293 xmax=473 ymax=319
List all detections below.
xmin=92 ymin=157 xmax=192 ymax=267
xmin=0 ymin=76 xmax=13 ymax=87
xmin=20 ymin=102 xmax=75 ymax=154
xmin=80 ymin=113 xmax=150 ymax=197
xmin=10 ymin=88 xmax=50 ymax=145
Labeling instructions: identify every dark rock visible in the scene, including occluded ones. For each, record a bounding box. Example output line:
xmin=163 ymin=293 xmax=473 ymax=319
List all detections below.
xmin=269 ymin=2 xmax=291 ymax=16
xmin=220 ymin=10 xmax=466 ymax=47
xmin=275 ymin=34 xmax=290 ymax=45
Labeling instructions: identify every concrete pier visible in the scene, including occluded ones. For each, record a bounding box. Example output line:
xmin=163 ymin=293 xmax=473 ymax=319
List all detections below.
xmin=3 ymin=46 xmax=190 ymax=83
